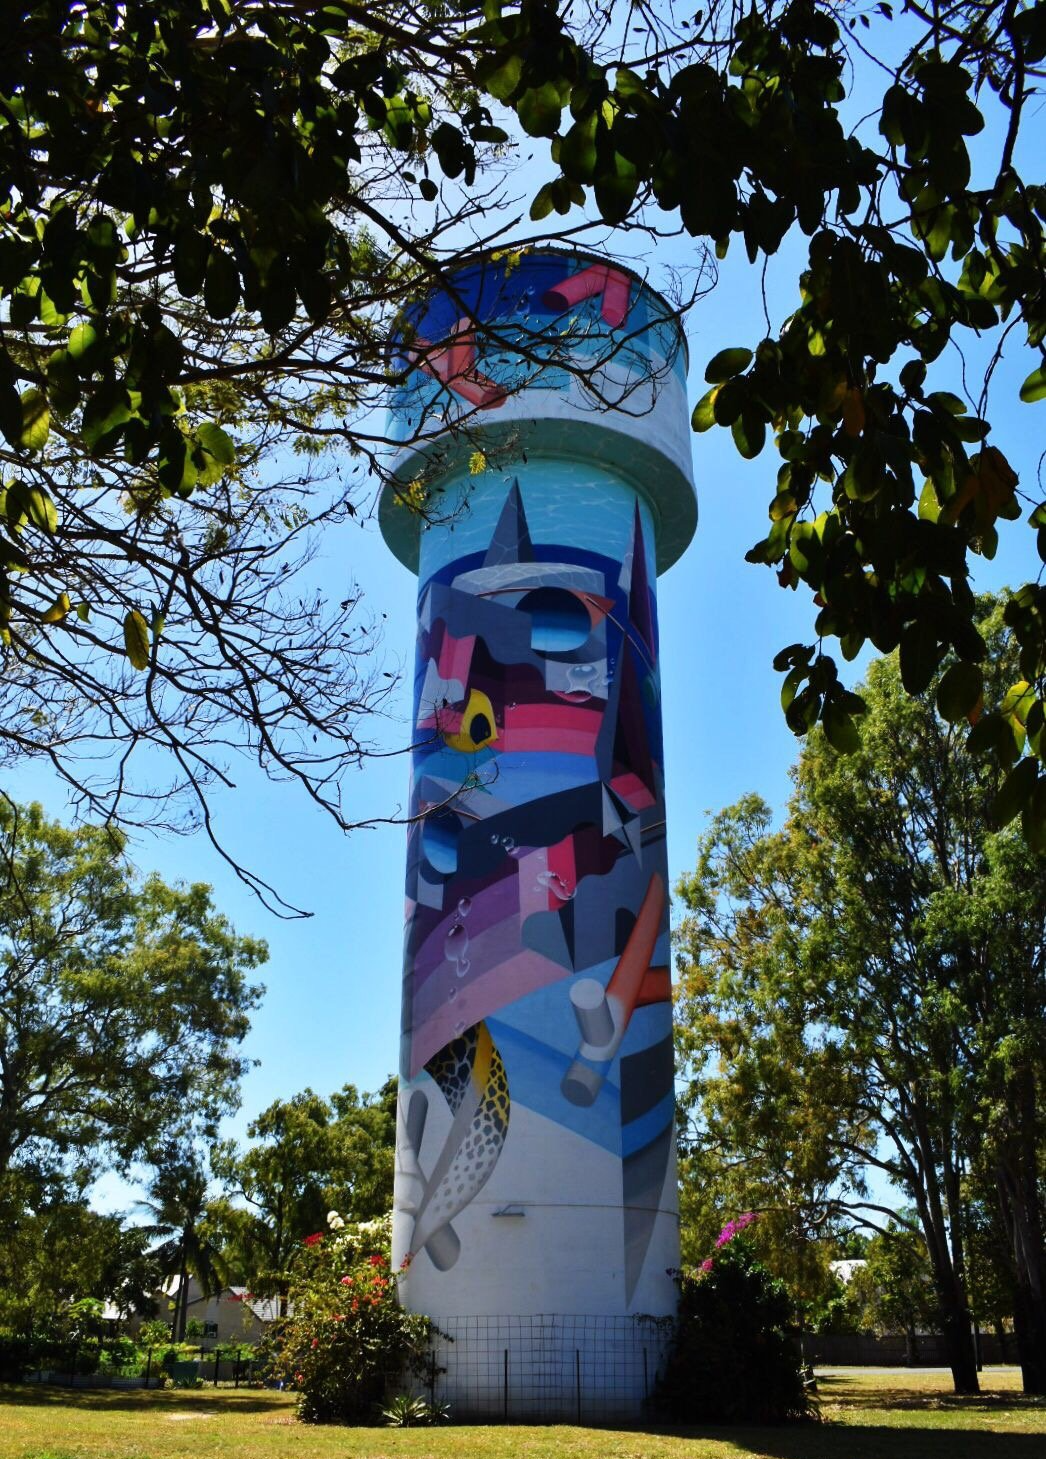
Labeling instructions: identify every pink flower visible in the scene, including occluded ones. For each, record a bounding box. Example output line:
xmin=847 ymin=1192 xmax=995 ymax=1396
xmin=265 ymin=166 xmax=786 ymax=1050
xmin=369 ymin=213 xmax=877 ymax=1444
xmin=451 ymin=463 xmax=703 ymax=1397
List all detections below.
xmin=715 ymin=1211 xmax=758 ymax=1248
xmin=340 ymin=1276 xmax=353 ymax=1285
xmin=700 ymin=1258 xmax=714 ymax=1273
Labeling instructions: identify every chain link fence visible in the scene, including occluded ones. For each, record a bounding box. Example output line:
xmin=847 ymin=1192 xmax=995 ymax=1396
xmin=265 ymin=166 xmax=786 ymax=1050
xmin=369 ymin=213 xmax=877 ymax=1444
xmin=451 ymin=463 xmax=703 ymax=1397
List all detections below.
xmin=411 ymin=1313 xmax=675 ymax=1422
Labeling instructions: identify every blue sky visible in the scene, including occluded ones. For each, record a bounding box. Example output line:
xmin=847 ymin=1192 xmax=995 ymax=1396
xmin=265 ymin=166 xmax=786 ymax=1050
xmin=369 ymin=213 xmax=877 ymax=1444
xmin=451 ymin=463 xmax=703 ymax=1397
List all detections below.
xmin=8 ymin=15 xmax=1042 ymax=1217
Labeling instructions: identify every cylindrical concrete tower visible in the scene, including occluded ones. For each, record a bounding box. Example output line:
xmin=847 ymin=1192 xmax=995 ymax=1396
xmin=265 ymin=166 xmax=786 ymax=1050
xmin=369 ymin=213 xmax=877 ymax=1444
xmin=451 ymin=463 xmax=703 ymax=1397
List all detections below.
xmin=381 ymin=250 xmax=696 ymax=1419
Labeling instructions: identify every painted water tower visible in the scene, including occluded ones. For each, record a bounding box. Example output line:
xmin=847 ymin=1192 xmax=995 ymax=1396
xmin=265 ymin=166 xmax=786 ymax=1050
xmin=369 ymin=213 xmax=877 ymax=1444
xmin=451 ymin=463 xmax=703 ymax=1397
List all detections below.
xmin=381 ymin=250 xmax=696 ymax=1418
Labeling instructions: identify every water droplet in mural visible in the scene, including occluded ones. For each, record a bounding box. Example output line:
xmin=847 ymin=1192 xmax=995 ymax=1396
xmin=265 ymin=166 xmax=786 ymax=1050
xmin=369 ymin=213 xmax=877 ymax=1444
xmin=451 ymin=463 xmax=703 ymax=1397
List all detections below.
xmin=457 ymin=897 xmax=472 ymax=918
xmin=537 ymin=870 xmax=576 ymax=901
xmin=490 ymin=833 xmax=499 ymax=845
xmin=454 ymin=1020 xmax=466 ymax=1035
xmin=502 ymin=836 xmax=516 ymax=853
xmin=444 ymin=921 xmax=471 ymax=979
xmin=447 ymin=987 xmax=457 ymax=1002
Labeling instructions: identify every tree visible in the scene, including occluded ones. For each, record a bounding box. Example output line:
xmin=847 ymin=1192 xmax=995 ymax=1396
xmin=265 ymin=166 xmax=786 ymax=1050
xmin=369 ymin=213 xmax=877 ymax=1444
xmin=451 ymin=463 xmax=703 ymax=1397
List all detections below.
xmin=0 ymin=1186 xmax=160 ymax=1334
xmin=0 ymin=798 xmax=266 ymax=1198
xmin=211 ymin=1077 xmax=396 ymax=1302
xmin=847 ymin=1226 xmax=940 ymax=1363
xmin=141 ymin=1152 xmax=228 ymax=1342
xmin=3 ymin=5 xmax=676 ymax=911
xmin=476 ymin=0 xmax=1046 ymax=843
xmin=675 ymin=603 xmax=1046 ymax=1394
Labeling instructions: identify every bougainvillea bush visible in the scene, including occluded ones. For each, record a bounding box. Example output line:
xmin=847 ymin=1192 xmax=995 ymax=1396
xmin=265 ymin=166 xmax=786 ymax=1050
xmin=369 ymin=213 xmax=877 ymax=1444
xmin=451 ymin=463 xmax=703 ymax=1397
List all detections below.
xmin=658 ymin=1215 xmax=814 ymax=1425
xmin=273 ymin=1213 xmax=431 ymax=1424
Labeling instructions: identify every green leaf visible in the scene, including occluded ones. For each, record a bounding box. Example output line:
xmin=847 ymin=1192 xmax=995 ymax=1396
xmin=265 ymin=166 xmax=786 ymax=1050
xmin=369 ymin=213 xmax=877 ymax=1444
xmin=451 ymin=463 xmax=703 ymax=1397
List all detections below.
xmin=1022 ymin=775 xmax=1046 ymax=854
xmin=123 ymin=609 xmax=152 ymax=671
xmin=25 ymin=485 xmax=57 ymax=535
xmin=936 ymin=661 xmax=982 ymax=722
xmin=822 ymin=699 xmax=861 ymax=754
xmin=992 ymin=756 xmax=1037 ymax=829
xmin=705 ymin=347 xmax=753 ymax=384
xmin=204 ymin=249 xmax=240 ymax=319
xmin=19 ymin=389 xmax=50 ymax=452
xmin=731 ymin=410 xmax=765 ymax=459
xmin=899 ymin=618 xmax=940 ymax=695
xmin=418 ymin=178 xmax=438 ymax=202
xmin=529 ymin=184 xmax=556 ymax=222
xmin=1019 ymin=364 xmax=1046 ymax=404
xmin=197 ymin=422 xmax=236 ymax=466
xmin=67 ymin=323 xmax=98 ymax=361
xmin=691 ymin=387 xmax=718 ymax=432
xmin=593 ymin=153 xmax=638 ymax=226
xmin=517 ymin=84 xmax=563 ymax=138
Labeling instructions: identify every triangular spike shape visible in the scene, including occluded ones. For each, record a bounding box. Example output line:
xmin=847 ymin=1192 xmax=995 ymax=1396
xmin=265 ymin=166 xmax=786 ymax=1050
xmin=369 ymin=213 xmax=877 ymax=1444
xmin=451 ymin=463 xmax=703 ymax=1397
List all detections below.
xmin=601 ymin=783 xmax=624 ymax=839
xmin=483 ymin=478 xmax=534 ymax=566
xmin=627 ymin=502 xmax=654 ymax=655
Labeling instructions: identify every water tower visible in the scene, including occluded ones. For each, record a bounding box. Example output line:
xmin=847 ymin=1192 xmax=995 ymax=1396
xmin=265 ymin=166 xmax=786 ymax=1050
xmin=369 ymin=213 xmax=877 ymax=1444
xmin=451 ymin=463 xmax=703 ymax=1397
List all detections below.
xmin=381 ymin=249 xmax=696 ymax=1418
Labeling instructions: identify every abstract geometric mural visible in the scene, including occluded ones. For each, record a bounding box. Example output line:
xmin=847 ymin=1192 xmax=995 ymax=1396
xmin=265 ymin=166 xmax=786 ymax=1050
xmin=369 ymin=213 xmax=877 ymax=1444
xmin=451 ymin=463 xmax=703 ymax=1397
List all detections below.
xmin=396 ymin=477 xmax=675 ymax=1302
xmin=384 ymin=250 xmax=695 ymax=1328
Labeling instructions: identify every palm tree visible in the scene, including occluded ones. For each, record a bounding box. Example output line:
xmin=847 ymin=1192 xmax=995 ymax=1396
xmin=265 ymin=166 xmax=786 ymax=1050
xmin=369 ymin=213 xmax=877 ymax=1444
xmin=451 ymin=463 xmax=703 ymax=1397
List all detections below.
xmin=141 ymin=1153 xmax=227 ymax=1341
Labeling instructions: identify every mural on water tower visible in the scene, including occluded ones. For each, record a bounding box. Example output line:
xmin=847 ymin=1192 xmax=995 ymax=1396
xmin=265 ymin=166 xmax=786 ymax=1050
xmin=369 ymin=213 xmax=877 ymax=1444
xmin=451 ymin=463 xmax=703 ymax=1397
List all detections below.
xmin=395 ymin=475 xmax=674 ymax=1304
xmin=385 ymin=249 xmax=694 ymax=1319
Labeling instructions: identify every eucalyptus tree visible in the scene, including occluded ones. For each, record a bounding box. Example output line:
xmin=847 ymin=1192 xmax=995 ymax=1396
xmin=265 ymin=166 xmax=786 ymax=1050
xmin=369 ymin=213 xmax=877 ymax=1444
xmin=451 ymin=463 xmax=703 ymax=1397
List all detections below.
xmin=675 ymin=603 xmax=1046 ymax=1394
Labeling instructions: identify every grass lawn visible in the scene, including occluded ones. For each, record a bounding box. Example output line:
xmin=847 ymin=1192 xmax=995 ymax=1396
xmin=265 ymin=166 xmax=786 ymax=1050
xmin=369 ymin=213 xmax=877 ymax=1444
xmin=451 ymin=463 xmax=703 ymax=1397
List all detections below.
xmin=1 ymin=1369 xmax=1044 ymax=1459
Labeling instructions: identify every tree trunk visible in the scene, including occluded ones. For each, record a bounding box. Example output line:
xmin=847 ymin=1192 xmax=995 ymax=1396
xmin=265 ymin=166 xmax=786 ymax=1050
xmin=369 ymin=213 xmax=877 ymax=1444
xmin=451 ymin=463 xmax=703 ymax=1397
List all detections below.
xmin=904 ymin=1325 xmax=917 ymax=1366
xmin=938 ymin=1301 xmax=979 ymax=1394
xmin=1013 ymin=1284 xmax=1046 ymax=1395
xmin=995 ymin=1122 xmax=1046 ymax=1396
xmin=175 ymin=1250 xmax=189 ymax=1342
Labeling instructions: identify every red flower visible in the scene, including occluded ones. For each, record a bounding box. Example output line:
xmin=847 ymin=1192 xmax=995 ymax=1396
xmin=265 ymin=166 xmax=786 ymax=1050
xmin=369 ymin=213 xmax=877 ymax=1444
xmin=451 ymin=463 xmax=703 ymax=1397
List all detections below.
xmin=399 ymin=1253 xmax=413 ymax=1270
xmin=311 ymin=1338 xmax=319 ymax=1349
xmin=367 ymin=1253 xmax=386 ymax=1267
xmin=332 ymin=1314 xmax=344 ymax=1322
xmin=351 ymin=1299 xmax=359 ymax=1312
xmin=303 ymin=1232 xmax=324 ymax=1247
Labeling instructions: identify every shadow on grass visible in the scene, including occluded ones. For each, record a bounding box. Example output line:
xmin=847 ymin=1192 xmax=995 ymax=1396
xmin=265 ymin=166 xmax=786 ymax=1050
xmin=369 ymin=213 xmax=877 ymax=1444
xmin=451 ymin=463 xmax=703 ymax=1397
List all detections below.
xmin=815 ymin=1375 xmax=1046 ymax=1416
xmin=0 ymin=1383 xmax=290 ymax=1415
xmin=728 ymin=1428 xmax=1039 ymax=1458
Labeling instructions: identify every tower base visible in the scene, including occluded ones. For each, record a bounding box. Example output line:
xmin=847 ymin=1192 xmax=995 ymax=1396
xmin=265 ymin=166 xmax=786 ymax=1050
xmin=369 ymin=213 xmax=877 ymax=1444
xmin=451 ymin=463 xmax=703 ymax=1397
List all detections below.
xmin=409 ymin=1312 xmax=675 ymax=1423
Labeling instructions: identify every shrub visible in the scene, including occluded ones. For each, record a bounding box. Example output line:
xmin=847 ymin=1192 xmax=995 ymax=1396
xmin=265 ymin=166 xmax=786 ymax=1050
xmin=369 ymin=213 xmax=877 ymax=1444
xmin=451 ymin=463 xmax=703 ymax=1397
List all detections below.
xmin=273 ymin=1213 xmax=431 ymax=1424
xmin=658 ymin=1218 xmax=815 ymax=1425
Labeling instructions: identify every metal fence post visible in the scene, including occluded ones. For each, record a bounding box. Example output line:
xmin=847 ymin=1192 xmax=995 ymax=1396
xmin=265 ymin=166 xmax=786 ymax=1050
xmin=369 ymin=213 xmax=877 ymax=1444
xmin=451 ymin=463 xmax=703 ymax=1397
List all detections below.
xmin=575 ymin=1349 xmax=581 ymax=1424
xmin=503 ymin=1347 xmax=509 ymax=1420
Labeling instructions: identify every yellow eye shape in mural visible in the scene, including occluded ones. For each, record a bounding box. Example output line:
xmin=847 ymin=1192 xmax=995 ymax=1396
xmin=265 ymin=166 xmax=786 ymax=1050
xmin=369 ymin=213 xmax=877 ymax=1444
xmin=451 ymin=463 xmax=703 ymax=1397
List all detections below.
xmin=441 ymin=688 xmax=498 ymax=752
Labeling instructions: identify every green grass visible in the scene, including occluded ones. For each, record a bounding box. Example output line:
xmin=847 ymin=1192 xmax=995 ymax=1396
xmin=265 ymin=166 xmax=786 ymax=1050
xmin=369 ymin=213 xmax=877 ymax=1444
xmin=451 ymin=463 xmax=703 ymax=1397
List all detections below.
xmin=1 ymin=1369 xmax=1044 ymax=1459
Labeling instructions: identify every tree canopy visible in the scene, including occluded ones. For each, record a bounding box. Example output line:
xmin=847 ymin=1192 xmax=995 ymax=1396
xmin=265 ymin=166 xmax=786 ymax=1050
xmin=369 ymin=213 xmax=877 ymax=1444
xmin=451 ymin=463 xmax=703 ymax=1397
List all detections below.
xmin=477 ymin=0 xmax=1046 ymax=840
xmin=210 ymin=1077 xmax=396 ymax=1298
xmin=0 ymin=798 xmax=266 ymax=1203
xmin=2 ymin=1 xmax=612 ymax=909
xmin=4 ymin=2 xmax=1042 ymax=881
xmin=675 ymin=602 xmax=1046 ymax=1394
